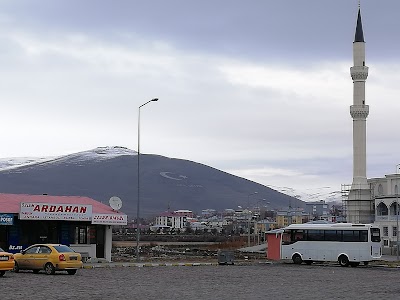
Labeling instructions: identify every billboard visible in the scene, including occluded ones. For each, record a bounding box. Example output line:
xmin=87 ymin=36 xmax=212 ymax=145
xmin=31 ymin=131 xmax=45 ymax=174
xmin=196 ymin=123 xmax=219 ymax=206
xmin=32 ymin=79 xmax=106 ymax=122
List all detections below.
xmin=92 ymin=213 xmax=128 ymax=225
xmin=19 ymin=202 xmax=92 ymax=221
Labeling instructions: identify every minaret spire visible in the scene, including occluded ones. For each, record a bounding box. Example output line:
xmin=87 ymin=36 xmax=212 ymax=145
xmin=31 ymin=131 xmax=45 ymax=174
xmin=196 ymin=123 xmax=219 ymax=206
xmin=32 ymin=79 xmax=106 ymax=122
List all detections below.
xmin=354 ymin=6 xmax=364 ymax=42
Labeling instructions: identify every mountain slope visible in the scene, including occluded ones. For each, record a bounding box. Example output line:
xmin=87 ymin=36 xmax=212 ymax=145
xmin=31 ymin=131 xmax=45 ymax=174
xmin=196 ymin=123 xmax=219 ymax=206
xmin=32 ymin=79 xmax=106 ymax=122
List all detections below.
xmin=0 ymin=146 xmax=305 ymax=218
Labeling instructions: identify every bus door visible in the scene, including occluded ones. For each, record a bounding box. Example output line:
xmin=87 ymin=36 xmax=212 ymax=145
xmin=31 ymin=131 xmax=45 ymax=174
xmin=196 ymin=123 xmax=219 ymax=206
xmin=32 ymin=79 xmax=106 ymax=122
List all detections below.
xmin=370 ymin=228 xmax=382 ymax=258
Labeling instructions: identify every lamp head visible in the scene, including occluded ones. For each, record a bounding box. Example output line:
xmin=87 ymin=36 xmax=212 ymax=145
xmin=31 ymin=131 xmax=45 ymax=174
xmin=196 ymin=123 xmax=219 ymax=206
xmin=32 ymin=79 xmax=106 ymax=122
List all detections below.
xmin=151 ymin=98 xmax=159 ymax=102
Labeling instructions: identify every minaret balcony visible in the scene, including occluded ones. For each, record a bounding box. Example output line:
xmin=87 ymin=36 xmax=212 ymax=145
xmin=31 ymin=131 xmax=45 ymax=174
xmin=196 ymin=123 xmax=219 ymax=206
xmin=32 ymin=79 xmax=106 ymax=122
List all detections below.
xmin=350 ymin=66 xmax=368 ymax=81
xmin=350 ymin=105 xmax=369 ymax=119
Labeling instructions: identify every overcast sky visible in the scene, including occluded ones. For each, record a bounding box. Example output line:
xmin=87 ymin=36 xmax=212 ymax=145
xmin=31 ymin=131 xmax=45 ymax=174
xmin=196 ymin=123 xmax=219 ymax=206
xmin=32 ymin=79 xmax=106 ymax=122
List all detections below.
xmin=0 ymin=0 xmax=399 ymax=201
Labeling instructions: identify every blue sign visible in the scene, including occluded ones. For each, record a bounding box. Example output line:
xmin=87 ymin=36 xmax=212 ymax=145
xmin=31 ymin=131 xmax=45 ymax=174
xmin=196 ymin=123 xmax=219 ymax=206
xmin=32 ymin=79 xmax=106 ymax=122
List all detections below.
xmin=8 ymin=245 xmax=24 ymax=253
xmin=0 ymin=214 xmax=14 ymax=225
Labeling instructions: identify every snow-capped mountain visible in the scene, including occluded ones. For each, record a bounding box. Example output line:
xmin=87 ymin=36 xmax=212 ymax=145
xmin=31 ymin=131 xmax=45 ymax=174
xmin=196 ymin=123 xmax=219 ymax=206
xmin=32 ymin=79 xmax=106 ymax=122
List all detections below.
xmin=0 ymin=146 xmax=342 ymax=207
xmin=0 ymin=146 xmax=137 ymax=171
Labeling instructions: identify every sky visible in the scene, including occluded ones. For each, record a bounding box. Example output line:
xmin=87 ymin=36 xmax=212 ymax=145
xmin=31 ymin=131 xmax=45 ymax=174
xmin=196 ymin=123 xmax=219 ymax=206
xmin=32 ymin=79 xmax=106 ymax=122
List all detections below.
xmin=0 ymin=0 xmax=399 ymax=202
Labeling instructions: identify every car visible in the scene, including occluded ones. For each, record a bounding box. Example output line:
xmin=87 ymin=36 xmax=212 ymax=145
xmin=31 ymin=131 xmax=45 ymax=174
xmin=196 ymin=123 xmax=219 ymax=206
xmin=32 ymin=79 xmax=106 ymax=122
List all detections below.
xmin=0 ymin=247 xmax=15 ymax=277
xmin=14 ymin=244 xmax=83 ymax=275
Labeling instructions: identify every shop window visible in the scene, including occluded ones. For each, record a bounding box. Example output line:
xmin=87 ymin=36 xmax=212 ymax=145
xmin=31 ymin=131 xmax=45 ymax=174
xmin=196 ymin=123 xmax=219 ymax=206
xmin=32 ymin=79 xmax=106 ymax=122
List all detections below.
xmin=88 ymin=226 xmax=96 ymax=244
xmin=74 ymin=225 xmax=97 ymax=244
xmin=75 ymin=226 xmax=87 ymax=244
xmin=393 ymin=226 xmax=398 ymax=237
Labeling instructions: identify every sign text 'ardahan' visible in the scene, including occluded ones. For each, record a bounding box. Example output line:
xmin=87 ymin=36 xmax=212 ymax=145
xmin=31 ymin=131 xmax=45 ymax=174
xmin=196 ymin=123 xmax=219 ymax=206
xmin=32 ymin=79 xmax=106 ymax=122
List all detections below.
xmin=19 ymin=203 xmax=92 ymax=221
xmin=92 ymin=213 xmax=128 ymax=225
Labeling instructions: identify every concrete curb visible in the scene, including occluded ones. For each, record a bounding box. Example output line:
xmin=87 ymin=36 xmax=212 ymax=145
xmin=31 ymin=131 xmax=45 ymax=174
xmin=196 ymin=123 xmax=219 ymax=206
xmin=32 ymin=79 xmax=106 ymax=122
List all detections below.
xmin=82 ymin=262 xmax=219 ymax=269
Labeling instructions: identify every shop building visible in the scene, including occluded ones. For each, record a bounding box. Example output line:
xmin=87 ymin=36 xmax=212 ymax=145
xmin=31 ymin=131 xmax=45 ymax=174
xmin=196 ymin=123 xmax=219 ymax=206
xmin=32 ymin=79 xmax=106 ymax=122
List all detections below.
xmin=0 ymin=193 xmax=127 ymax=262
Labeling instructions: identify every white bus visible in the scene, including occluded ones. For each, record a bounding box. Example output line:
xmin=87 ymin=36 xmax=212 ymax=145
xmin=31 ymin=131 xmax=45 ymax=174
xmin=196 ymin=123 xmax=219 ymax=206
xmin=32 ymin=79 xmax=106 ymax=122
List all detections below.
xmin=280 ymin=223 xmax=381 ymax=267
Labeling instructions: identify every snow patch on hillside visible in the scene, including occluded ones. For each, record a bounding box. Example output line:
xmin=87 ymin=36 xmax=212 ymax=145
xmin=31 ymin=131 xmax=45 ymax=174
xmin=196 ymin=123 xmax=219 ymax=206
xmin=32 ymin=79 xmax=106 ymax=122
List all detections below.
xmin=268 ymin=185 xmax=343 ymax=203
xmin=0 ymin=146 xmax=137 ymax=171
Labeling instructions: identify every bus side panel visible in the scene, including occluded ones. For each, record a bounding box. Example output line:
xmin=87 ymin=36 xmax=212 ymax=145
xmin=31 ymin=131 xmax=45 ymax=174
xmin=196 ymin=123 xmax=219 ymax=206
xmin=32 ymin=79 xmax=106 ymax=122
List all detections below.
xmin=281 ymin=242 xmax=305 ymax=260
xmin=282 ymin=242 xmax=377 ymax=263
xmin=281 ymin=244 xmax=296 ymax=260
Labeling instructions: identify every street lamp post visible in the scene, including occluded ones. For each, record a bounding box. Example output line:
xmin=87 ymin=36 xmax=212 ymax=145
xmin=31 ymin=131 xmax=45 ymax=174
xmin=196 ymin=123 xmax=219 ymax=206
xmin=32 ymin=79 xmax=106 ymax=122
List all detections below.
xmin=396 ymin=164 xmax=400 ymax=261
xmin=396 ymin=192 xmax=399 ymax=261
xmin=255 ymin=199 xmax=268 ymax=245
xmin=136 ymin=98 xmax=158 ymax=262
xmin=247 ymin=192 xmax=258 ymax=247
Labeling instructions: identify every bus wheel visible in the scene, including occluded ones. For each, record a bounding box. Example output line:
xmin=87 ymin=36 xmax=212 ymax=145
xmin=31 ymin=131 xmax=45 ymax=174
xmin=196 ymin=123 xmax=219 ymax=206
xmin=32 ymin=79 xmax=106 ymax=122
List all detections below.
xmin=338 ymin=255 xmax=349 ymax=267
xmin=292 ymin=254 xmax=303 ymax=265
xmin=350 ymin=262 xmax=360 ymax=267
xmin=305 ymin=260 xmax=313 ymax=265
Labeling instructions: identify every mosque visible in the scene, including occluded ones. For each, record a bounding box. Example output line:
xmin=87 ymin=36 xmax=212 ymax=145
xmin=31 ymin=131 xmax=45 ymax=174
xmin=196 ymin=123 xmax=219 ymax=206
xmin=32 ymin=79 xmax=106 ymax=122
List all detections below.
xmin=345 ymin=5 xmax=400 ymax=254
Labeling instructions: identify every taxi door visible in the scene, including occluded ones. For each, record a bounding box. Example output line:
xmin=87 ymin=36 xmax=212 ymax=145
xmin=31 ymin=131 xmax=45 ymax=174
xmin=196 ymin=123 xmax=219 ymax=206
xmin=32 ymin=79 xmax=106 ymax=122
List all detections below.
xmin=35 ymin=246 xmax=51 ymax=269
xmin=20 ymin=246 xmax=40 ymax=269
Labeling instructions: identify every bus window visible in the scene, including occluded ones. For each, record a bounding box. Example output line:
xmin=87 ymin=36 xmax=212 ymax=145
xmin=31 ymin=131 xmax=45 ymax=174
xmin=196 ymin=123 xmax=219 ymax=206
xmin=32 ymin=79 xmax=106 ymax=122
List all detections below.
xmin=370 ymin=228 xmax=381 ymax=242
xmin=342 ymin=230 xmax=368 ymax=242
xmin=291 ymin=230 xmax=305 ymax=242
xmin=360 ymin=230 xmax=368 ymax=242
xmin=307 ymin=230 xmax=324 ymax=241
xmin=342 ymin=230 xmax=354 ymax=242
xmin=324 ymin=230 xmax=341 ymax=241
xmin=282 ymin=232 xmax=291 ymax=245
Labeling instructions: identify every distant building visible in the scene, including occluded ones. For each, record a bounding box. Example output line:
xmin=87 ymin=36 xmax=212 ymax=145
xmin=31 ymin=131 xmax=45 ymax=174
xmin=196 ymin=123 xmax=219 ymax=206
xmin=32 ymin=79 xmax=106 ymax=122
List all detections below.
xmin=173 ymin=210 xmax=194 ymax=218
xmin=276 ymin=209 xmax=310 ymax=228
xmin=154 ymin=211 xmax=189 ymax=230
xmin=256 ymin=219 xmax=277 ymax=233
xmin=305 ymin=201 xmax=330 ymax=220
xmin=201 ymin=209 xmax=217 ymax=218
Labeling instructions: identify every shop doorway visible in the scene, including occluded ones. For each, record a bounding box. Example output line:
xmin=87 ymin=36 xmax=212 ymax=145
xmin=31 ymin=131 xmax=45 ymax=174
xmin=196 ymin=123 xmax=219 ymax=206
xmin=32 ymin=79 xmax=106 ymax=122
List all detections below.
xmin=96 ymin=226 xmax=105 ymax=258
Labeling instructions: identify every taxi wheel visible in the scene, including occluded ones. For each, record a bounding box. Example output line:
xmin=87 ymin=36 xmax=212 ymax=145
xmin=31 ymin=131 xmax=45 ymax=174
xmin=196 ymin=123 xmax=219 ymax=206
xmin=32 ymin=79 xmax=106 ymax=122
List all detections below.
xmin=44 ymin=263 xmax=55 ymax=275
xmin=14 ymin=262 xmax=20 ymax=273
xmin=0 ymin=270 xmax=5 ymax=277
xmin=67 ymin=269 xmax=77 ymax=275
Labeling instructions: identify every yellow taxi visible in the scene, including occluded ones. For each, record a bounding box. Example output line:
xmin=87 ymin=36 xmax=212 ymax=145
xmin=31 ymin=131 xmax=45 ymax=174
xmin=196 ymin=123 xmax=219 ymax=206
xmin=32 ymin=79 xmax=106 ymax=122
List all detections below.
xmin=0 ymin=247 xmax=15 ymax=277
xmin=14 ymin=244 xmax=83 ymax=275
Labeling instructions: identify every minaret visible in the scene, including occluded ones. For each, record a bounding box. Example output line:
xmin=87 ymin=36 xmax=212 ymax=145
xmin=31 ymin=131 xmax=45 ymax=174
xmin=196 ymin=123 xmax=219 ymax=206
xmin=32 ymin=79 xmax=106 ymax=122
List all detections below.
xmin=346 ymin=6 xmax=374 ymax=224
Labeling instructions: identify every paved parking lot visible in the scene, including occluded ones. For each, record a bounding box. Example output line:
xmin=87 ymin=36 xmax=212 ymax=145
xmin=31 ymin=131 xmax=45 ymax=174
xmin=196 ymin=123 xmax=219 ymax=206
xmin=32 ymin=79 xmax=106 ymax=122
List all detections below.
xmin=1 ymin=263 xmax=400 ymax=299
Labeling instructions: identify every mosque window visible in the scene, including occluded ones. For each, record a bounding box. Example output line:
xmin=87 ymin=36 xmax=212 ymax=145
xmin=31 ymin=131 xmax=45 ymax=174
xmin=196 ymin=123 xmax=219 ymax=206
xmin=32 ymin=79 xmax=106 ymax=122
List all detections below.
xmin=383 ymin=226 xmax=388 ymax=237
xmin=378 ymin=184 xmax=384 ymax=196
xmin=377 ymin=202 xmax=388 ymax=216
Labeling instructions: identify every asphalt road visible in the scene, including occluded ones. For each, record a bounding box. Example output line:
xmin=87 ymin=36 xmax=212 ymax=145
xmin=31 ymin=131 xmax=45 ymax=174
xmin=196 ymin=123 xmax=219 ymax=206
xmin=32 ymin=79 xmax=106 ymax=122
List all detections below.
xmin=1 ymin=263 xmax=399 ymax=300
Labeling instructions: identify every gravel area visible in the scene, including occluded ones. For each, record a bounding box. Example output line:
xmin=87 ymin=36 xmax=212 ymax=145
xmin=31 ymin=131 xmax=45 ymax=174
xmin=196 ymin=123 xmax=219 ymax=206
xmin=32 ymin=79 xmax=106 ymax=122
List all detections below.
xmin=2 ymin=262 xmax=400 ymax=299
